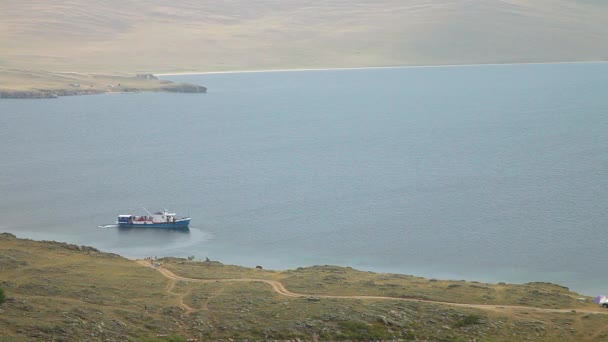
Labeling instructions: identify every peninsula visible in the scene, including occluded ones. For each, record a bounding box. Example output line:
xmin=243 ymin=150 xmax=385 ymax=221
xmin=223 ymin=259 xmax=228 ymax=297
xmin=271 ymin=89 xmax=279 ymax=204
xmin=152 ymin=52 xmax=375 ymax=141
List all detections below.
xmin=0 ymin=69 xmax=206 ymax=99
xmin=1 ymin=233 xmax=607 ymax=341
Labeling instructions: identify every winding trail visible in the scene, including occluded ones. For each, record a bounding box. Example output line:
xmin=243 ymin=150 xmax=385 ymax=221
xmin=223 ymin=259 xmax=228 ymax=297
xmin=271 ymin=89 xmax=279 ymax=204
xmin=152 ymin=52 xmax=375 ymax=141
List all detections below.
xmin=135 ymin=260 xmax=607 ymax=316
xmin=164 ymin=275 xmax=195 ymax=314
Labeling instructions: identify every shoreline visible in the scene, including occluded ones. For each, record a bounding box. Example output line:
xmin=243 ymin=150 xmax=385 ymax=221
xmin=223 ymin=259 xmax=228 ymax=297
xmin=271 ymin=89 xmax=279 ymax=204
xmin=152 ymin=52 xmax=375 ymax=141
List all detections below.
xmin=155 ymin=60 xmax=608 ymax=76
xmin=1 ymin=231 xmax=592 ymax=296
xmin=1 ymin=232 xmax=604 ymax=341
xmin=3 ymin=60 xmax=604 ymax=99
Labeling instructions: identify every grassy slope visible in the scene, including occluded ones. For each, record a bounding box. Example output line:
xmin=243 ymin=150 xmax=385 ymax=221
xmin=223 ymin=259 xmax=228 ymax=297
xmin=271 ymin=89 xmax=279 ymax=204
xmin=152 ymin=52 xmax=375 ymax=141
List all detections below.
xmin=2 ymin=233 xmax=608 ymax=341
xmin=0 ymin=0 xmax=607 ymax=74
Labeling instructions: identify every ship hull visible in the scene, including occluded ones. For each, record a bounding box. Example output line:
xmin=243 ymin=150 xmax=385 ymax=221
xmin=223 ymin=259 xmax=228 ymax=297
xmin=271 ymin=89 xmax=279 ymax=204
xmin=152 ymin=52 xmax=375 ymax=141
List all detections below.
xmin=117 ymin=219 xmax=190 ymax=228
xmin=117 ymin=210 xmax=190 ymax=228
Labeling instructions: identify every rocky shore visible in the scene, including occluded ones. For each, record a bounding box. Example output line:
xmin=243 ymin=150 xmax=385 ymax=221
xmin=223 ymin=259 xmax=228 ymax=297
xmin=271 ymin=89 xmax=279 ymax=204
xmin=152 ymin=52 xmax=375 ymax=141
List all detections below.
xmin=0 ymin=89 xmax=105 ymax=99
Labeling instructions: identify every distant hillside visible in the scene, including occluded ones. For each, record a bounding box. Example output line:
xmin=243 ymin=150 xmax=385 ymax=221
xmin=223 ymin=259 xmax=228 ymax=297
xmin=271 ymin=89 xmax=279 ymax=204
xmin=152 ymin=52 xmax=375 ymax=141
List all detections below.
xmin=1 ymin=0 xmax=607 ymax=73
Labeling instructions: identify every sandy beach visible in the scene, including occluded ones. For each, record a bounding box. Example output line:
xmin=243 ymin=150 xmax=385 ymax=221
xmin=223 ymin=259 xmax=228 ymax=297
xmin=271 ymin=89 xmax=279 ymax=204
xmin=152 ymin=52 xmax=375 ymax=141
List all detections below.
xmin=154 ymin=61 xmax=607 ymax=76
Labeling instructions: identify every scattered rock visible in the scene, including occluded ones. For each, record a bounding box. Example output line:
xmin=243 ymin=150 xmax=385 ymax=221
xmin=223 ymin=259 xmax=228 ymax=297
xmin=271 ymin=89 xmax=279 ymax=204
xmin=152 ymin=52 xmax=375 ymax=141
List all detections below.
xmin=113 ymin=319 xmax=127 ymax=327
xmin=0 ymin=90 xmax=58 ymax=98
xmin=136 ymin=73 xmax=159 ymax=80
xmin=161 ymin=83 xmax=207 ymax=93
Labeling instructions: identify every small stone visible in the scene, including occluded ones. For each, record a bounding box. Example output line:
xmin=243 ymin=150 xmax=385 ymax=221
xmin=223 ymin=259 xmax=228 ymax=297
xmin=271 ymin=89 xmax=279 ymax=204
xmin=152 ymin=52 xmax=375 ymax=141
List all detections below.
xmin=113 ymin=319 xmax=127 ymax=327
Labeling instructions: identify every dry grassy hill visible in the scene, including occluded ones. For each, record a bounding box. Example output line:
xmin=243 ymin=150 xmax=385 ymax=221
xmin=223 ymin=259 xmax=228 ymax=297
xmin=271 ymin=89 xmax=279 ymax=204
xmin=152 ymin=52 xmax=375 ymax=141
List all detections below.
xmin=2 ymin=233 xmax=608 ymax=341
xmin=1 ymin=0 xmax=607 ymax=74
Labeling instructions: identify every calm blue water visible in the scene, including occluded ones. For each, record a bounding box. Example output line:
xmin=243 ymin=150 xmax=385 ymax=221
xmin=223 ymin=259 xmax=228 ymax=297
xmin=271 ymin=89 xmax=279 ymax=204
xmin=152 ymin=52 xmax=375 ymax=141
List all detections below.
xmin=1 ymin=63 xmax=607 ymax=294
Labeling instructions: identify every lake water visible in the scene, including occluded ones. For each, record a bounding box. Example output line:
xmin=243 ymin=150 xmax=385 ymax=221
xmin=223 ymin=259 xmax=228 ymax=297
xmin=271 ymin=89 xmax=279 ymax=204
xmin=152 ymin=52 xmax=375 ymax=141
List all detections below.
xmin=1 ymin=63 xmax=607 ymax=295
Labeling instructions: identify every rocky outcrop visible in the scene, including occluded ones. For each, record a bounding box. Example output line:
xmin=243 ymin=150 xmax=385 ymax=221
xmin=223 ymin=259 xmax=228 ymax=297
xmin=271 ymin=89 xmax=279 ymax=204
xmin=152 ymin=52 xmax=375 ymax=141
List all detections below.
xmin=0 ymin=233 xmax=17 ymax=239
xmin=0 ymin=90 xmax=58 ymax=99
xmin=136 ymin=73 xmax=159 ymax=80
xmin=0 ymin=89 xmax=104 ymax=99
xmin=161 ymin=83 xmax=207 ymax=93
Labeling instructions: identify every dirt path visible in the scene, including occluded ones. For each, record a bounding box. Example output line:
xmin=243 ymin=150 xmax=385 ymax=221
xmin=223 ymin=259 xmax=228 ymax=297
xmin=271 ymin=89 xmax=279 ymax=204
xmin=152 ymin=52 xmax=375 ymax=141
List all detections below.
xmin=137 ymin=260 xmax=196 ymax=313
xmin=166 ymin=276 xmax=195 ymax=314
xmin=135 ymin=260 xmax=606 ymax=316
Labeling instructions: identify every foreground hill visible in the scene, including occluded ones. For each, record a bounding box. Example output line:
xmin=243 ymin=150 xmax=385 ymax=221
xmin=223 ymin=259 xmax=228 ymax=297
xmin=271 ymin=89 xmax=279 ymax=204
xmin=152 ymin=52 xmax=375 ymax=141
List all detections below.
xmin=1 ymin=233 xmax=608 ymax=341
xmin=1 ymin=0 xmax=607 ymax=74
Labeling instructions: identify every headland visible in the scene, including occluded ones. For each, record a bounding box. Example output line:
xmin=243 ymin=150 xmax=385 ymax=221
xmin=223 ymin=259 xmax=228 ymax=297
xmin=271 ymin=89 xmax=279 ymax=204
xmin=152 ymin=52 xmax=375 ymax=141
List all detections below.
xmin=0 ymin=69 xmax=206 ymax=99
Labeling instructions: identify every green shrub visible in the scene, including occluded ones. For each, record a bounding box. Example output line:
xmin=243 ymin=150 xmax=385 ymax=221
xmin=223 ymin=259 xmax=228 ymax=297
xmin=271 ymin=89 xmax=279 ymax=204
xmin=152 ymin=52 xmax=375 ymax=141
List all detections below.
xmin=141 ymin=335 xmax=185 ymax=342
xmin=337 ymin=320 xmax=390 ymax=340
xmin=453 ymin=314 xmax=482 ymax=328
xmin=0 ymin=287 xmax=5 ymax=305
